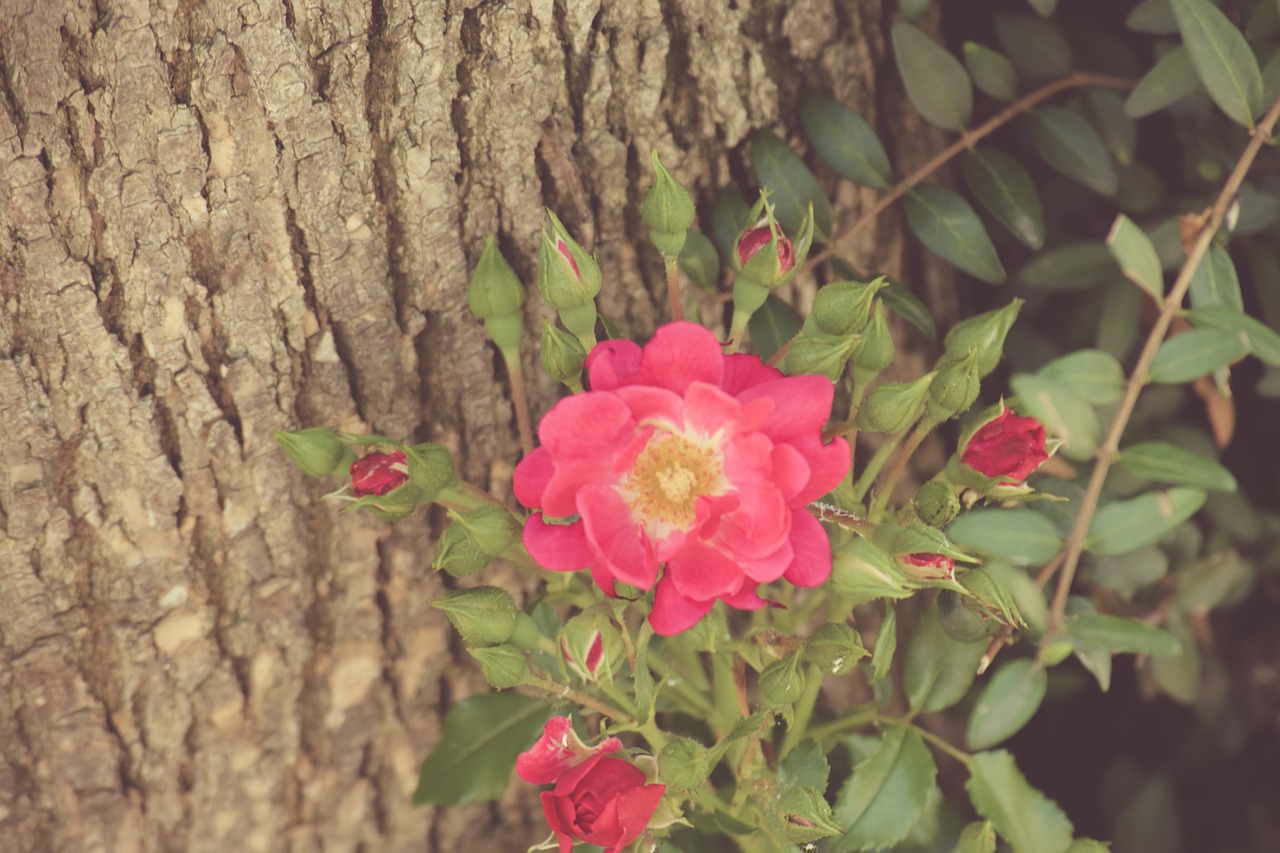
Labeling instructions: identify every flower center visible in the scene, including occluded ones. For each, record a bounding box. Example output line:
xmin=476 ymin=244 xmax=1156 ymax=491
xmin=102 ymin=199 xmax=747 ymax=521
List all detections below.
xmin=624 ymin=431 xmax=724 ymax=531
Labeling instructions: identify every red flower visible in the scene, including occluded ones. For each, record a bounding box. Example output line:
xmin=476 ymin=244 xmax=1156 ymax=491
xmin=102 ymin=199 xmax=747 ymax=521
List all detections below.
xmin=961 ymin=409 xmax=1048 ymax=483
xmin=736 ymin=224 xmax=795 ymax=272
xmin=540 ymin=751 xmax=666 ymax=853
xmin=349 ymin=450 xmax=409 ymax=496
xmin=900 ymin=552 xmax=955 ymax=581
xmin=513 ymin=323 xmax=850 ymax=635
xmin=516 ymin=717 xmax=622 ymax=785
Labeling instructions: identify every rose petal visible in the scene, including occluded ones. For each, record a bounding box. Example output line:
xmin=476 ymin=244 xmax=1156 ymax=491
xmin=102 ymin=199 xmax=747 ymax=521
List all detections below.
xmin=649 ymin=577 xmax=715 ymax=636
xmin=721 ymin=353 xmax=783 ymax=395
xmin=666 ymin=540 xmax=745 ymax=601
xmin=782 ymin=509 xmax=833 ymax=587
xmin=737 ymin=375 xmax=835 ymax=441
xmin=769 ymin=443 xmax=811 ymax=502
xmin=607 ymin=784 xmax=668 ymax=853
xmin=636 ymin=322 xmax=725 ymax=395
xmin=523 ymin=515 xmax=596 ymax=573
xmin=579 ymin=485 xmax=658 ymax=589
xmin=514 ymin=446 xmax=556 ymax=509
xmin=788 ymin=434 xmax=851 ymax=504
xmin=541 ymin=792 xmax=577 ymax=853
xmin=586 ymin=339 xmax=643 ymax=391
xmin=539 ymin=393 xmax=636 ymax=457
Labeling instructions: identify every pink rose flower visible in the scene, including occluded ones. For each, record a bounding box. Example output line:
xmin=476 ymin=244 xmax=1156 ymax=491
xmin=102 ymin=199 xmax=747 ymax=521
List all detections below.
xmin=514 ymin=322 xmax=850 ymax=635
xmin=349 ymin=450 xmax=409 ymax=496
xmin=961 ymin=409 xmax=1048 ymax=483
xmin=516 ymin=717 xmax=622 ymax=785
xmin=540 ymin=751 xmax=666 ymax=853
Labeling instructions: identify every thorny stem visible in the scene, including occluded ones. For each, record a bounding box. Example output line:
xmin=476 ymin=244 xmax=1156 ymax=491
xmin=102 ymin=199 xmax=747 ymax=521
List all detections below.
xmin=1042 ymin=94 xmax=1280 ymax=649
xmin=665 ymin=258 xmax=684 ymax=322
xmin=525 ymin=676 xmax=632 ymax=723
xmin=505 ymin=354 xmax=536 ymax=456
xmin=805 ymin=72 xmax=1135 ymax=271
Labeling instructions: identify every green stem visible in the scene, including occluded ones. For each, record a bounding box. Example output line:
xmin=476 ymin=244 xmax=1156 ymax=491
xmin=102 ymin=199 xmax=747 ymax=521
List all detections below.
xmin=503 ymin=351 xmax=535 ymax=456
xmin=711 ymin=653 xmax=743 ymax=736
xmin=779 ymin=662 xmax=825 ymax=758
xmin=850 ymin=426 xmax=910 ymax=505
xmin=870 ymin=416 xmax=935 ymax=517
xmin=647 ymin=655 xmax=717 ymax=718
xmin=525 ymin=676 xmax=633 ymax=723
xmin=665 ymin=258 xmax=683 ymax=322
xmin=881 ymin=717 xmax=973 ymax=768
xmin=807 ymin=707 xmax=879 ymax=744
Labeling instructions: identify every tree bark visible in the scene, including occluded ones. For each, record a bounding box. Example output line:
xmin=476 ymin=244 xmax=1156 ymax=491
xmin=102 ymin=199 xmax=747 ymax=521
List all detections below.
xmin=0 ymin=1 xmax=949 ymax=850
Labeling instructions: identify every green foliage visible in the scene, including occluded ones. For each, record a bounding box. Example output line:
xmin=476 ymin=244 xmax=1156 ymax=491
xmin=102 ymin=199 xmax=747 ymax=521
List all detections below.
xmin=831 ymin=728 xmax=938 ymax=851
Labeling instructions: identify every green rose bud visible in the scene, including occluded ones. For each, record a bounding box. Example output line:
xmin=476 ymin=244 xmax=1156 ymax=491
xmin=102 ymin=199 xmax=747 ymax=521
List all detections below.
xmin=467 ymin=237 xmax=525 ymax=353
xmin=541 ymin=318 xmax=588 ymax=388
xmin=642 ymin=150 xmax=696 ymax=258
xmin=776 ymin=786 xmax=845 ymax=844
xmin=927 ymin=349 xmax=982 ymax=422
xmin=508 ymin=611 xmax=548 ymax=651
xmin=780 ymin=330 xmax=861 ymax=380
xmin=853 ymin=300 xmax=895 ymax=375
xmin=432 ymin=523 xmax=492 ymax=577
xmin=914 ymin=479 xmax=961 ymax=528
xmin=757 ymin=651 xmax=807 ymax=708
xmin=404 ymin=442 xmax=458 ymax=501
xmin=727 ymin=275 xmax=773 ymax=349
xmin=452 ymin=504 xmax=517 ymax=555
xmin=938 ymin=588 xmax=990 ymax=642
xmin=734 ymin=195 xmax=814 ymax=289
xmin=537 ymin=210 xmax=601 ymax=310
xmin=856 ymin=373 xmax=934 ymax=435
xmin=803 ymin=622 xmax=868 ymax=676
xmin=830 ymin=536 xmax=915 ymax=604
xmin=811 ymin=277 xmax=887 ymax=335
xmin=942 ymin=300 xmax=1023 ymax=378
xmin=657 ymin=736 xmax=711 ymax=790
xmin=468 ymin=644 xmax=528 ymax=689
xmin=431 ymin=586 xmax=517 ymax=646
xmin=275 ymin=427 xmax=355 ymax=478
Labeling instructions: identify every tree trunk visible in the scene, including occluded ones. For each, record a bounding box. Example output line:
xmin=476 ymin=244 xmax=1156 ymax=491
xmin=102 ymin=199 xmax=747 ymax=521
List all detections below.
xmin=0 ymin=1 xmax=949 ymax=850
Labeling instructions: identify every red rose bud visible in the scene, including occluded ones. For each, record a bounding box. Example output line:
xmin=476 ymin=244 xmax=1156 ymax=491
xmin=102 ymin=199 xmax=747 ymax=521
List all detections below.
xmin=961 ymin=408 xmax=1048 ymax=482
xmin=737 ymin=223 xmax=795 ymax=272
xmin=899 ymin=552 xmax=956 ymax=582
xmin=350 ymin=450 xmax=409 ymax=496
xmin=539 ymin=752 xmax=666 ymax=853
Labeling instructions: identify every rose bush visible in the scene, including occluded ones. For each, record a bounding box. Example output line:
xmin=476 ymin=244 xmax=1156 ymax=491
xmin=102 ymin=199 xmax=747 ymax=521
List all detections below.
xmin=514 ymin=322 xmax=850 ymax=634
xmin=960 ymin=408 xmax=1048 ymax=483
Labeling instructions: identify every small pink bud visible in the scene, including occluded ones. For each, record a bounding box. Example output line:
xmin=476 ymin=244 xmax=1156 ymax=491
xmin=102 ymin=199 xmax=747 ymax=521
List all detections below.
xmin=900 ymin=552 xmax=955 ymax=581
xmin=736 ymin=224 xmax=795 ymax=272
xmin=350 ymin=450 xmax=409 ymax=496
xmin=556 ymin=239 xmax=581 ymax=277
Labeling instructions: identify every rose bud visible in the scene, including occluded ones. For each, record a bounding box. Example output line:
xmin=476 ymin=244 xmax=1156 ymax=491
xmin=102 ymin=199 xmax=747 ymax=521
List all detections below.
xmin=642 ymin=149 xmax=696 ymax=258
xmin=275 ymin=427 xmax=355 ymax=478
xmin=349 ymin=450 xmax=409 ymax=496
xmin=899 ymin=552 xmax=956 ymax=582
xmin=737 ymin=222 xmax=795 ymax=273
xmin=430 ymin=586 xmax=517 ymax=647
xmin=516 ymin=717 xmax=623 ymax=786
xmin=539 ymin=751 xmax=666 ymax=853
xmin=961 ymin=408 xmax=1048 ymax=483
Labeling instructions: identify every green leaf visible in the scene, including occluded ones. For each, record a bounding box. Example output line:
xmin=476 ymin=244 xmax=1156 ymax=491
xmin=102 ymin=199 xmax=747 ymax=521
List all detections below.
xmin=800 ymin=91 xmax=892 ymax=189
xmin=831 ymin=728 xmax=938 ymax=852
xmin=749 ymin=130 xmax=834 ymax=240
xmin=1099 ymin=279 xmax=1143 ymax=361
xmin=1117 ymin=440 xmax=1237 ymax=492
xmin=1063 ymin=614 xmax=1182 ymax=656
xmin=413 ymin=693 xmax=552 ymax=805
xmin=1188 ymin=244 xmax=1244 ymax=311
xmin=904 ymin=604 xmax=987 ymax=714
xmin=1147 ymin=327 xmax=1248 ymax=383
xmin=966 ymin=659 xmax=1047 ymax=750
xmin=678 ymin=230 xmax=720 ymax=291
xmin=748 ymin=294 xmax=802 ymax=362
xmin=1017 ymin=243 xmax=1119 ymax=291
xmin=1185 ymin=304 xmax=1280 ymax=366
xmin=959 ymin=820 xmax=998 ymax=853
xmin=1128 ymin=0 xmax=1177 ymax=34
xmin=1106 ymin=214 xmax=1163 ymax=299
xmin=712 ymin=185 xmax=752 ymax=263
xmin=870 ymin=603 xmax=898 ymax=684
xmin=1171 ymin=0 xmax=1264 ymax=127
xmin=965 ymin=42 xmax=1018 ymax=100
xmin=1151 ymin=612 xmax=1200 ymax=702
xmin=892 ymin=21 xmax=973 ymax=131
xmin=1066 ymin=842 xmax=1113 ymax=853
xmin=1010 ymin=373 xmax=1101 ymax=461
xmin=995 ymin=14 xmax=1073 ymax=77
xmin=948 ymin=509 xmax=1064 ymax=567
xmin=1091 ymin=544 xmax=1170 ymax=595
xmin=1026 ymin=0 xmax=1057 ymax=16
xmin=881 ymin=278 xmax=938 ymax=339
xmin=1028 ymin=107 xmax=1118 ymax=195
xmin=900 ymin=0 xmax=932 ymax=21
xmin=1125 ymin=45 xmax=1201 ymax=117
xmin=779 ymin=739 xmax=832 ymax=790
xmin=967 ymin=750 xmax=1074 ymax=853
xmin=1040 ymin=349 xmax=1126 ymax=406
xmin=962 ymin=148 xmax=1045 ymax=249
xmin=904 ymin=184 xmax=1006 ymax=284
xmin=1084 ymin=89 xmax=1137 ymax=166
xmin=1175 ymin=550 xmax=1254 ymax=611
xmin=1086 ymin=487 xmax=1208 ymax=555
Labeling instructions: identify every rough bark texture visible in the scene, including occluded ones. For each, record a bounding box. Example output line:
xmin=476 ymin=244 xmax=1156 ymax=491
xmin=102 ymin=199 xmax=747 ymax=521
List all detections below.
xmin=0 ymin=1 xmax=948 ymax=850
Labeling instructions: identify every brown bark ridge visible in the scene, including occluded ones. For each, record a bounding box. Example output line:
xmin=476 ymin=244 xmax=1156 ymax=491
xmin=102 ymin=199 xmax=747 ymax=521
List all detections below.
xmin=0 ymin=1 xmax=949 ymax=850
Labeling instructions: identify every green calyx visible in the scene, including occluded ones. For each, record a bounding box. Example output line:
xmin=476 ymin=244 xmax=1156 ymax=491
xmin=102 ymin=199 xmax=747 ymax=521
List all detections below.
xmin=642 ymin=150 xmax=696 ymax=257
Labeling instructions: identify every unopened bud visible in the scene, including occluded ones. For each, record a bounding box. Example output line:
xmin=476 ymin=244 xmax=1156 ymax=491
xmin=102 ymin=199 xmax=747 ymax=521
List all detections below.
xmin=643 ymin=150 xmax=696 ymax=258
xmin=433 ymin=523 xmax=492 ymax=577
xmin=803 ymin=622 xmax=867 ymax=676
xmin=898 ymin=552 xmax=956 ymax=582
xmin=914 ymin=479 xmax=961 ymax=528
xmin=757 ymin=651 xmax=807 ymax=708
xmin=453 ymin=505 xmax=517 ymax=555
xmin=560 ymin=614 xmax=609 ymax=681
xmin=469 ymin=644 xmax=528 ymax=689
xmin=781 ymin=331 xmax=860 ymax=380
xmin=776 ymin=786 xmax=844 ymax=844
xmin=853 ymin=300 xmax=895 ymax=374
xmin=541 ymin=318 xmax=588 ymax=388
xmin=812 ymin=277 xmax=887 ymax=336
xmin=432 ymin=586 xmax=517 ymax=646
xmin=830 ymin=537 xmax=914 ymax=604
xmin=275 ymin=427 xmax=355 ymax=478
xmin=856 ymin=373 xmax=934 ymax=434
xmin=468 ymin=237 xmax=525 ymax=352
xmin=734 ymin=195 xmax=813 ymax=288
xmin=943 ymin=300 xmax=1023 ymax=378
xmin=405 ymin=442 xmax=458 ymax=501
xmin=350 ymin=450 xmax=410 ymax=497
xmin=927 ymin=350 xmax=982 ymax=421
xmin=938 ymin=588 xmax=989 ymax=642
xmin=657 ymin=736 xmax=711 ymax=790
xmin=538 ymin=210 xmax=601 ymax=311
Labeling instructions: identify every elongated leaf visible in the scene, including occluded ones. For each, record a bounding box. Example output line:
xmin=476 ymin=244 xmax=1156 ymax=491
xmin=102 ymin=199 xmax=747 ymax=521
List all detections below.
xmin=1029 ymin=107 xmax=1118 ymax=195
xmin=948 ymin=509 xmax=1064 ymax=566
xmin=1010 ymin=373 xmax=1101 ymax=460
xmin=870 ymin=603 xmax=898 ymax=683
xmin=1147 ymin=327 xmax=1248 ymax=383
xmin=904 ymin=184 xmax=1005 ymax=284
xmin=967 ymin=750 xmax=1074 ymax=853
xmin=965 ymin=42 xmax=1018 ymax=100
xmin=1064 ymin=614 xmax=1182 ymax=655
xmin=1018 ymin=242 xmax=1119 ymax=290
xmin=1084 ymin=89 xmax=1137 ymax=166
xmin=678 ymin=230 xmax=720 ymax=291
xmin=1176 ymin=550 xmax=1254 ymax=611
xmin=712 ymin=185 xmax=751 ymax=263
xmin=1040 ymin=349 xmax=1125 ymax=405
xmin=414 ymin=693 xmax=553 ymax=805
xmin=1107 ymin=214 xmax=1163 ymax=299
xmin=882 ymin=278 xmax=937 ymax=339
xmin=1099 ymin=278 xmax=1143 ymax=360
xmin=800 ymin=91 xmax=892 ymax=189
xmin=962 ymin=148 xmax=1045 ymax=249
xmin=750 ymin=130 xmax=834 ymax=240
xmin=1128 ymin=0 xmax=1177 ymax=34
xmin=900 ymin=0 xmax=932 ymax=20
xmin=892 ymin=22 xmax=973 ymax=131
xmin=831 ymin=728 xmax=938 ymax=852
xmin=904 ymin=605 xmax=987 ymax=714
xmin=1126 ymin=45 xmax=1201 ymax=117
xmin=1117 ymin=440 xmax=1237 ymax=491
xmin=1092 ymin=545 xmax=1170 ymax=595
xmin=1188 ymin=244 xmax=1244 ymax=311
xmin=748 ymin=294 xmax=802 ymax=362
xmin=1185 ymin=305 xmax=1280 ymax=365
xmin=1172 ymin=0 xmax=1264 ymax=127
xmin=967 ymin=660 xmax=1047 ymax=750
xmin=995 ymin=15 xmax=1073 ymax=77
xmin=1086 ymin=487 xmax=1207 ymax=555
